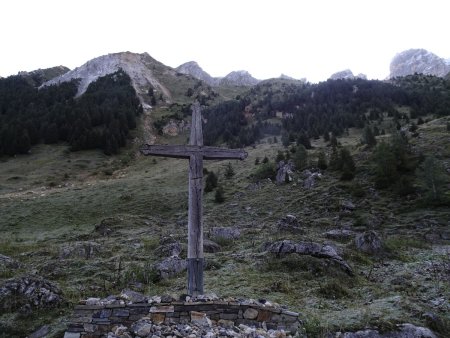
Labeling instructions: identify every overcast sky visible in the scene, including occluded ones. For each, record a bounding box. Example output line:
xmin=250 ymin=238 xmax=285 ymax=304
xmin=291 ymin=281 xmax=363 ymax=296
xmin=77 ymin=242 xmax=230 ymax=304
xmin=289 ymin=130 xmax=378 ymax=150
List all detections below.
xmin=1 ymin=0 xmax=449 ymax=83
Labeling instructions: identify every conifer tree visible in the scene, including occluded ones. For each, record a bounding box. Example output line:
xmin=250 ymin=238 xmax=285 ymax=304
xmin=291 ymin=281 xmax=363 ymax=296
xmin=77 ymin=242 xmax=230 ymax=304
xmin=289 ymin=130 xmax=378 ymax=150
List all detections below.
xmin=205 ymin=171 xmax=218 ymax=192
xmin=224 ymin=162 xmax=235 ymax=179
xmin=293 ymin=144 xmax=308 ymax=170
xmin=214 ymin=186 xmax=225 ymax=203
xmin=317 ymin=150 xmax=328 ymax=170
xmin=417 ymin=156 xmax=446 ymax=203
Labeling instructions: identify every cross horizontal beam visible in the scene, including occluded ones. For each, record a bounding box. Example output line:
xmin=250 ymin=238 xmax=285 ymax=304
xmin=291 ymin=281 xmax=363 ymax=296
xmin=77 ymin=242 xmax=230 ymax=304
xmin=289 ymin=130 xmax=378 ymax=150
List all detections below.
xmin=140 ymin=144 xmax=248 ymax=160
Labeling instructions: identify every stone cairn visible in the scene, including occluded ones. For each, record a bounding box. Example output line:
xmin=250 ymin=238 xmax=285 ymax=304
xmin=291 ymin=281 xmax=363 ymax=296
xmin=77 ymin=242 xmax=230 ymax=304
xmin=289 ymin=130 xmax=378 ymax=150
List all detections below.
xmin=64 ymin=292 xmax=301 ymax=338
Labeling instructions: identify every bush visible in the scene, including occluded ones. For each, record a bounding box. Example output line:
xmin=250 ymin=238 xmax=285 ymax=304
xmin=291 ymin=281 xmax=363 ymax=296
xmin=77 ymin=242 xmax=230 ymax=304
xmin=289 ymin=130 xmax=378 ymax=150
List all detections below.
xmin=252 ymin=162 xmax=276 ymax=181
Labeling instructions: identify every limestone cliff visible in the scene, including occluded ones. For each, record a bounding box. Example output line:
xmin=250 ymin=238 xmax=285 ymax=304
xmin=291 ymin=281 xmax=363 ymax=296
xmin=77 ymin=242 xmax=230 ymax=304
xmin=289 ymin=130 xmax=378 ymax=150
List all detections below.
xmin=390 ymin=49 xmax=450 ymax=78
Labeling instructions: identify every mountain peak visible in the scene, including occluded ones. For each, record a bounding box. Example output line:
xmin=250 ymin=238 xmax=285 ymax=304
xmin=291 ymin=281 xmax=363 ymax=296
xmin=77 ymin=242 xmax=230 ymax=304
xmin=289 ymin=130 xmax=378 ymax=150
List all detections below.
xmin=389 ymin=48 xmax=450 ymax=78
xmin=176 ymin=61 xmax=217 ymax=86
xmin=220 ymin=70 xmax=259 ymax=86
xmin=42 ymin=51 xmax=173 ymax=104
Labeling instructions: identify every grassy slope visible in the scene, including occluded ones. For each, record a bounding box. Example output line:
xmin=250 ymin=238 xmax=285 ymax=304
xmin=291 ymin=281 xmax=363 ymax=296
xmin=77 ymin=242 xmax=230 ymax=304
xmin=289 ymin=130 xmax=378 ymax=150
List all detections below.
xmin=0 ymin=118 xmax=449 ymax=337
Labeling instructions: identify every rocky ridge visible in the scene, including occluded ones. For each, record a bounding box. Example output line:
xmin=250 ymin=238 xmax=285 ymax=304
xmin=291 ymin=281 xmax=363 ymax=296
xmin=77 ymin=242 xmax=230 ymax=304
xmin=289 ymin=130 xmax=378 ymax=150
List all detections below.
xmin=176 ymin=61 xmax=218 ymax=86
xmin=220 ymin=70 xmax=259 ymax=87
xmin=177 ymin=62 xmax=260 ymax=87
xmin=41 ymin=52 xmax=174 ymax=104
xmin=389 ymin=49 xmax=450 ymax=78
xmin=329 ymin=69 xmax=367 ymax=80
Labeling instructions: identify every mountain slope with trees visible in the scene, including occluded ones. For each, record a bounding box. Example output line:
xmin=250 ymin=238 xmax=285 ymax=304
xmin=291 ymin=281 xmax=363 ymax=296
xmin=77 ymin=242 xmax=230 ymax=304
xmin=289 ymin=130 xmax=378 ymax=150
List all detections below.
xmin=203 ymin=76 xmax=450 ymax=148
xmin=0 ymin=69 xmax=142 ymax=155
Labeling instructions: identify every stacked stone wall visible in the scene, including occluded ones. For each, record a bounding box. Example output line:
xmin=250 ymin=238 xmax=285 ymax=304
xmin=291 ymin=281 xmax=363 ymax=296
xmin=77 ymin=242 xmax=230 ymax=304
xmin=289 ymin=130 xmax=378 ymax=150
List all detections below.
xmin=65 ymin=299 xmax=300 ymax=337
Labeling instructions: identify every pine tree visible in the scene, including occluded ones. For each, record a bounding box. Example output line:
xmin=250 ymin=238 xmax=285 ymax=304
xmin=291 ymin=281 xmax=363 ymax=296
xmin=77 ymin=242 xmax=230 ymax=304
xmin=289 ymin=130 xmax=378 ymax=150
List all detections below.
xmin=339 ymin=148 xmax=356 ymax=180
xmin=328 ymin=145 xmax=341 ymax=171
xmin=317 ymin=150 xmax=328 ymax=170
xmin=373 ymin=142 xmax=398 ymax=188
xmin=362 ymin=125 xmax=377 ymax=148
xmin=417 ymin=156 xmax=446 ymax=203
xmin=214 ymin=186 xmax=225 ymax=203
xmin=224 ymin=162 xmax=235 ymax=179
xmin=293 ymin=144 xmax=308 ymax=170
xmin=205 ymin=171 xmax=218 ymax=192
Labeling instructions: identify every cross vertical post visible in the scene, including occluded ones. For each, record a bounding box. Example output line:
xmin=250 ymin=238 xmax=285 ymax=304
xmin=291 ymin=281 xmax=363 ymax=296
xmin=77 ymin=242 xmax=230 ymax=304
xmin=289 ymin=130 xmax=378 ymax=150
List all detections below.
xmin=140 ymin=101 xmax=247 ymax=296
xmin=187 ymin=103 xmax=204 ymax=296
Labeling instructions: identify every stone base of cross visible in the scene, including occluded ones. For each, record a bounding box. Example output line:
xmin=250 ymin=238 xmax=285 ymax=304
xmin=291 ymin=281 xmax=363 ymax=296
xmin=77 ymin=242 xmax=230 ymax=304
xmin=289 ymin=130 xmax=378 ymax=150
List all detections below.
xmin=140 ymin=102 xmax=247 ymax=295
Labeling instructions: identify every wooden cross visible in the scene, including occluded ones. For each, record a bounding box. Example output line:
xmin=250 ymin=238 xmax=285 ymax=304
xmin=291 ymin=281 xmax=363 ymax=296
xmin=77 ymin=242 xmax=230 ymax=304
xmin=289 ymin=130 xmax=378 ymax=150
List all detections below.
xmin=140 ymin=102 xmax=247 ymax=296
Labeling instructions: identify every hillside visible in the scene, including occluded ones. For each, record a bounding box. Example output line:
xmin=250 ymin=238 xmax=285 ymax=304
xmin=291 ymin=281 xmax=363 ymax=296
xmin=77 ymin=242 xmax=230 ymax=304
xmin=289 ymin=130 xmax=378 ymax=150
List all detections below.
xmin=1 ymin=103 xmax=449 ymax=337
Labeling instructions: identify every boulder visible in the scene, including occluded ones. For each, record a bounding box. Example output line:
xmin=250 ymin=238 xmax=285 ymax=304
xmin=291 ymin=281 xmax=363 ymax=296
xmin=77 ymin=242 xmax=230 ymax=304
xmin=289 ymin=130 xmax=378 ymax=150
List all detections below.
xmin=302 ymin=170 xmax=322 ymax=189
xmin=156 ymin=241 xmax=182 ymax=257
xmin=203 ymin=239 xmax=221 ymax=253
xmin=131 ymin=318 xmax=153 ymax=337
xmin=154 ymin=256 xmax=187 ymax=279
xmin=120 ymin=289 xmax=147 ymax=303
xmin=0 ymin=275 xmax=63 ymax=313
xmin=276 ymin=160 xmax=294 ymax=184
xmin=355 ymin=231 xmax=383 ymax=255
xmin=277 ymin=214 xmax=303 ymax=233
xmin=209 ymin=227 xmax=240 ymax=241
xmin=263 ymin=240 xmax=353 ymax=275
xmin=59 ymin=241 xmax=101 ymax=259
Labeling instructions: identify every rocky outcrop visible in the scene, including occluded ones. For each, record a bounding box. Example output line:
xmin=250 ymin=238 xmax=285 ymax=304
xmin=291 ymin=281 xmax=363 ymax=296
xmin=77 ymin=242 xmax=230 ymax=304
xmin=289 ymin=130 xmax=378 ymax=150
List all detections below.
xmin=302 ymin=169 xmax=322 ymax=189
xmin=329 ymin=69 xmax=355 ymax=80
xmin=276 ymin=160 xmax=294 ymax=183
xmin=355 ymin=230 xmax=383 ymax=255
xmin=176 ymin=61 xmax=218 ymax=86
xmin=176 ymin=61 xmax=260 ymax=87
xmin=0 ymin=275 xmax=63 ymax=314
xmin=263 ymin=240 xmax=353 ymax=275
xmin=155 ymin=241 xmax=182 ymax=257
xmin=59 ymin=241 xmax=101 ymax=259
xmin=154 ymin=256 xmax=187 ymax=279
xmin=161 ymin=119 xmax=190 ymax=136
xmin=219 ymin=70 xmax=259 ymax=86
xmin=329 ymin=69 xmax=367 ymax=80
xmin=390 ymin=49 xmax=450 ymax=78
xmin=208 ymin=227 xmax=241 ymax=241
xmin=203 ymin=239 xmax=221 ymax=253
xmin=277 ymin=214 xmax=302 ymax=233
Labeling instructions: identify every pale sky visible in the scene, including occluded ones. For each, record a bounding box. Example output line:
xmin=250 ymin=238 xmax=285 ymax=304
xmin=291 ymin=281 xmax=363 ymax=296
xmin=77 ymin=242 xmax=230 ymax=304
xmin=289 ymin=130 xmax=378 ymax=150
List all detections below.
xmin=1 ymin=0 xmax=449 ymax=83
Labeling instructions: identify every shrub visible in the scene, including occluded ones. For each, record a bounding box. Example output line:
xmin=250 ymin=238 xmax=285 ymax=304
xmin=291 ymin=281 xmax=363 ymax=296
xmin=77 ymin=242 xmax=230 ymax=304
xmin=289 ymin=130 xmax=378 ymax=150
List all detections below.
xmin=252 ymin=162 xmax=276 ymax=181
